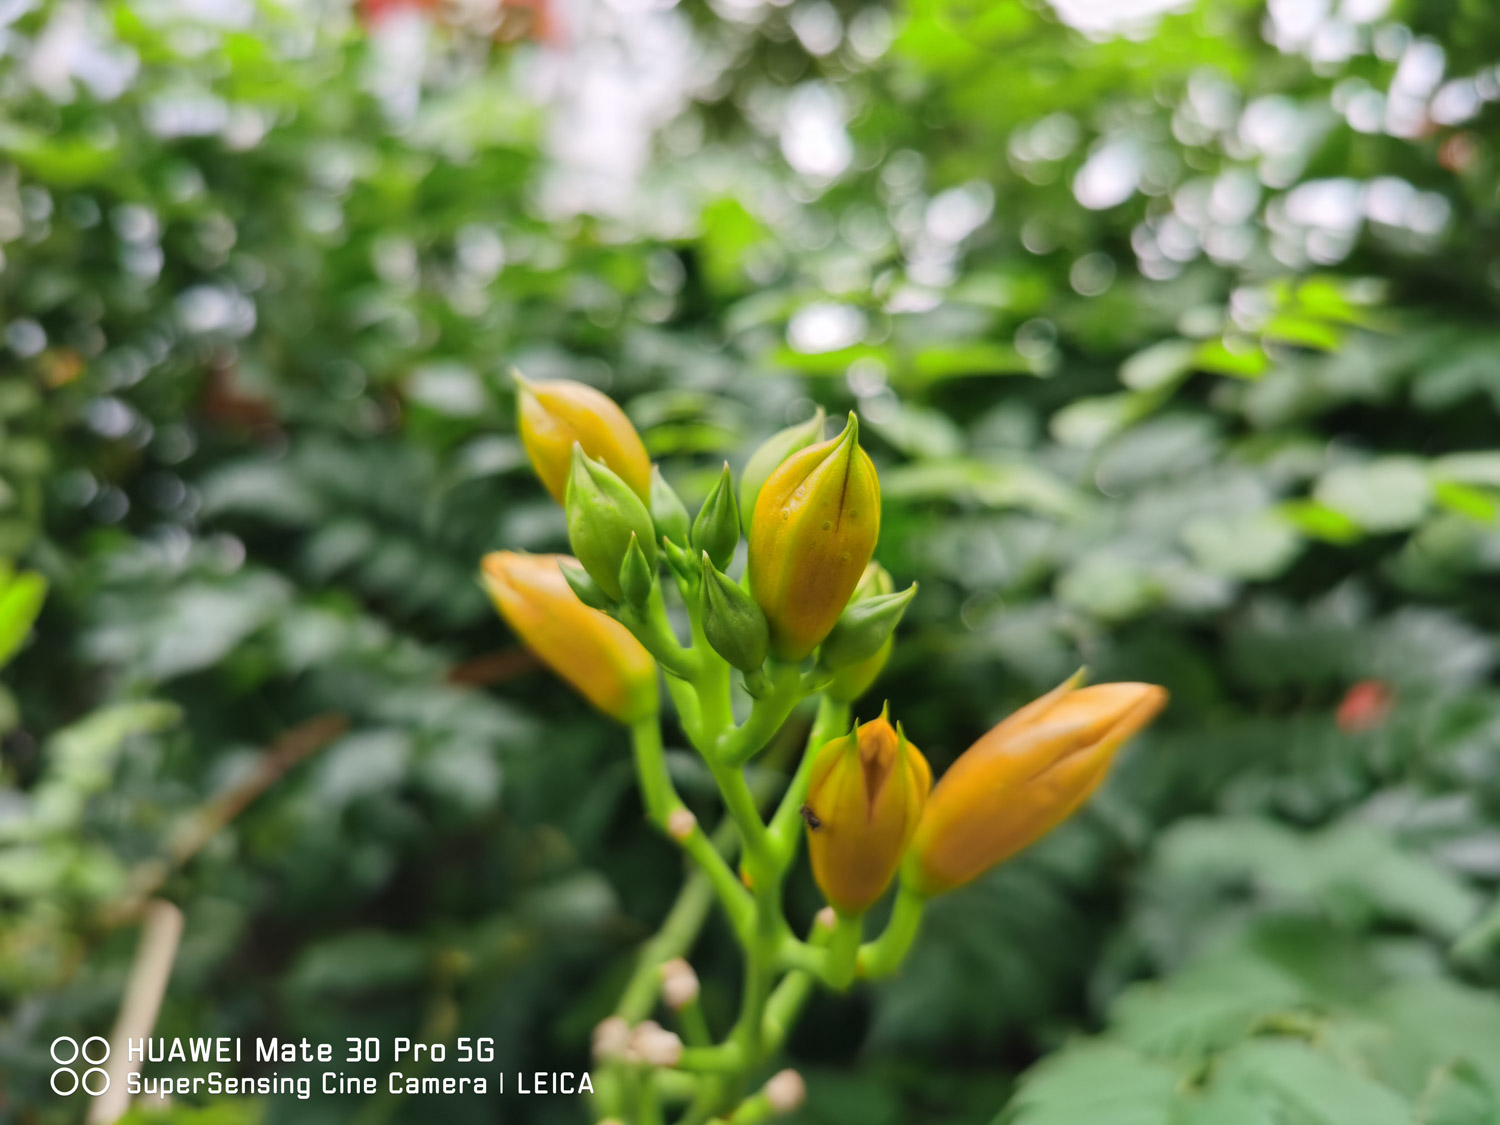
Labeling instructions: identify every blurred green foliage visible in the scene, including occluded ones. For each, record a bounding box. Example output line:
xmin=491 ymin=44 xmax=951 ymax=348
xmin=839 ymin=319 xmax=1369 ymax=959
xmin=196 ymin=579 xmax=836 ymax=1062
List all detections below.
xmin=3 ymin=0 xmax=1500 ymax=1122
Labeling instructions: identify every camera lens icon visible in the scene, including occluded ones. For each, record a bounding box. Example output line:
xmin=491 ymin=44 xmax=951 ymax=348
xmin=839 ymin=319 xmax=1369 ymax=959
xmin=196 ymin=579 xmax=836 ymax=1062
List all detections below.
xmin=50 ymin=1036 xmax=110 ymax=1096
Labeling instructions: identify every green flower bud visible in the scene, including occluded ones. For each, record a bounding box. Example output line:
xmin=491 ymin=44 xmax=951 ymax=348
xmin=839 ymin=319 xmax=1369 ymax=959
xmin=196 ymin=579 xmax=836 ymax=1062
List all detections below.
xmin=560 ymin=560 xmax=613 ymax=610
xmin=699 ymin=552 xmax=770 ymax=674
xmin=692 ymin=462 xmax=740 ymax=571
xmin=619 ymin=532 xmax=655 ymax=608
xmin=852 ymin=562 xmax=895 ymax=601
xmin=566 ymin=445 xmax=659 ymax=601
xmin=820 ymin=583 xmax=917 ymax=670
xmin=650 ymin=465 xmax=692 ymax=548
xmin=739 ymin=409 xmax=826 ymax=534
xmin=662 ymin=535 xmax=699 ymax=589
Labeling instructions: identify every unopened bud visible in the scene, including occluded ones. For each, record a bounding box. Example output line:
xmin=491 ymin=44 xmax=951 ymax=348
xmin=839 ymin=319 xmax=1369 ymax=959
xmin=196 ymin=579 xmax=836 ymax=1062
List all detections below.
xmin=566 ymin=446 xmax=659 ymax=601
xmin=814 ymin=906 xmax=837 ymax=933
xmin=765 ymin=1069 xmax=806 ymax=1114
xmin=820 ymin=583 xmax=917 ymax=670
xmin=659 ymin=958 xmax=700 ymax=1010
xmin=700 ymin=553 xmax=770 ymax=673
xmin=559 ymin=560 xmax=613 ymax=611
xmin=662 ymin=536 xmax=699 ymax=588
xmin=650 ymin=466 xmax=692 ymax=548
xmin=667 ymin=807 xmax=697 ymax=841
xmin=592 ymin=1017 xmax=632 ymax=1062
xmin=619 ymin=532 xmax=655 ymax=608
xmin=740 ymin=409 xmax=826 ymax=533
xmin=691 ymin=462 xmax=740 ymax=571
xmin=629 ymin=1021 xmax=684 ymax=1068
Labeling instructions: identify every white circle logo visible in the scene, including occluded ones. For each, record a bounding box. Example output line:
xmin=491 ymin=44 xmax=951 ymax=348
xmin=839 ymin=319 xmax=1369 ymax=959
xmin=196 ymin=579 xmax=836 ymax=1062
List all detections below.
xmin=50 ymin=1035 xmax=110 ymax=1096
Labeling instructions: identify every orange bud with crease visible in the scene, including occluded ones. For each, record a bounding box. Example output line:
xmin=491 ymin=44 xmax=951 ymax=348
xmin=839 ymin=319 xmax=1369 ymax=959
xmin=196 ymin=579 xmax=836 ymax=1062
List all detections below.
xmin=907 ymin=674 xmax=1167 ymax=896
xmin=803 ymin=709 xmax=931 ymax=915
xmin=481 ymin=551 xmax=656 ymax=722
xmin=748 ymin=414 xmax=880 ymax=661
xmin=515 ymin=373 xmax=651 ymax=505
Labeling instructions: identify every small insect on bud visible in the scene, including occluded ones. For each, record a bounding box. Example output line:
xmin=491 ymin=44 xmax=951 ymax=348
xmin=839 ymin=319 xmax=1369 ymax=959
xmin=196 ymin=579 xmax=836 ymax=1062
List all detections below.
xmin=764 ymin=1069 xmax=807 ymax=1114
xmin=666 ymin=807 xmax=697 ymax=841
xmin=659 ymin=958 xmax=700 ymax=1010
xmin=592 ymin=1017 xmax=632 ymax=1062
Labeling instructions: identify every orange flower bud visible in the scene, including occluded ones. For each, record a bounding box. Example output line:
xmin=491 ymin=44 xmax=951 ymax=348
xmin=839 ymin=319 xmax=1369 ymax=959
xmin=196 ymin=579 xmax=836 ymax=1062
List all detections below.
xmin=514 ymin=374 xmax=651 ymax=505
xmin=907 ymin=674 xmax=1167 ymax=896
xmin=803 ymin=710 xmax=931 ymax=915
xmin=480 ymin=552 xmax=656 ymax=722
xmin=748 ymin=414 xmax=880 ymax=661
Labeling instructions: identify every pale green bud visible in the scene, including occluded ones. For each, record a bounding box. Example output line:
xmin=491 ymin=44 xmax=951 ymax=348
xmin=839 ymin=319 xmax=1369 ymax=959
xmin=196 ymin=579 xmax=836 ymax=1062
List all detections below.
xmin=619 ymin=532 xmax=655 ymax=608
xmin=699 ymin=552 xmax=769 ymax=674
xmin=820 ymin=583 xmax=917 ymax=670
xmin=739 ymin=408 xmax=826 ymax=534
xmin=692 ymin=462 xmax=740 ymax=572
xmin=566 ymin=445 xmax=659 ymax=601
xmin=650 ymin=465 xmax=692 ymax=548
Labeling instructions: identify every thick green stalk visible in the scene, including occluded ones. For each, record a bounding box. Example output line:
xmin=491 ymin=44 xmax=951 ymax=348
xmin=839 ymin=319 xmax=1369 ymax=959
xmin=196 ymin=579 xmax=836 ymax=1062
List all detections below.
xmin=718 ymin=662 xmax=805 ymax=765
xmin=857 ymin=883 xmax=927 ymax=980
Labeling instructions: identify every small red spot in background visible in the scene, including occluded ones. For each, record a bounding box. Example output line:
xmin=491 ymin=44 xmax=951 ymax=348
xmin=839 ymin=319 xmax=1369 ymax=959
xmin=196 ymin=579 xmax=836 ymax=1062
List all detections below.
xmin=1337 ymin=680 xmax=1392 ymax=733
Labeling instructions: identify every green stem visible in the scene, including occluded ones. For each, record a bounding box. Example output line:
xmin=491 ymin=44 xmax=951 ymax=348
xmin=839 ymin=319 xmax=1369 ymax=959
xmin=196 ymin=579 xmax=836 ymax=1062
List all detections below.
xmin=622 ymin=584 xmax=699 ymax=681
xmin=673 ymin=996 xmax=714 ymax=1048
xmin=823 ymin=911 xmax=862 ymax=991
xmin=856 ymin=883 xmax=927 ymax=980
xmin=631 ymin=719 xmax=754 ymax=941
xmin=718 ymin=662 xmax=805 ymax=765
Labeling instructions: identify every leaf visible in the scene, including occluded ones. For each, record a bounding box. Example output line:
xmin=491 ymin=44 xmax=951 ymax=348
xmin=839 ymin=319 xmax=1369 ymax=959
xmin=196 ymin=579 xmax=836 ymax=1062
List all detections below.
xmin=909 ymin=342 xmax=1042 ymax=383
xmin=1121 ymin=339 xmax=1198 ymax=391
xmin=0 ymin=569 xmax=47 ymax=668
xmin=1314 ymin=459 xmax=1432 ymax=533
xmin=1181 ymin=511 xmax=1303 ymax=580
xmin=1196 ymin=338 xmax=1270 ymax=379
xmin=1001 ymin=1043 xmax=1180 ymax=1125
xmin=1211 ymin=1039 xmax=1414 ymax=1125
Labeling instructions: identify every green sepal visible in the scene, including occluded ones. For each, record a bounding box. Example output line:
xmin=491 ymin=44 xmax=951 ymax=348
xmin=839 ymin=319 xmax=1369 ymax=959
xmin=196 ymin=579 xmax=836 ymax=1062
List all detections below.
xmin=649 ymin=465 xmax=692 ymax=548
xmin=691 ymin=461 xmax=740 ymax=572
xmin=819 ymin=583 xmax=917 ymax=670
xmin=619 ymin=532 xmax=655 ymax=608
xmin=738 ymin=407 xmax=826 ymax=533
xmin=565 ymin=444 xmax=658 ymax=601
xmin=560 ymin=560 xmax=614 ymax=610
xmin=699 ymin=552 xmax=770 ymax=674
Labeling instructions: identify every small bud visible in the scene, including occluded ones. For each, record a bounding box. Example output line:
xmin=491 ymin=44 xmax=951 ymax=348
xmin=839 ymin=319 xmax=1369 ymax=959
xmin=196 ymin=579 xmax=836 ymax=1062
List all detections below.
xmin=659 ymin=958 xmax=700 ymax=1010
xmin=566 ymin=446 xmax=659 ymax=601
xmin=619 ymin=533 xmax=655 ymax=608
xmin=515 ymin=372 xmax=651 ymax=504
xmin=667 ymin=807 xmax=697 ymax=841
xmin=814 ymin=906 xmax=837 ymax=933
xmin=661 ymin=536 xmax=699 ymax=588
xmin=765 ymin=1070 xmax=806 ymax=1114
xmin=592 ymin=1017 xmax=632 ymax=1062
xmin=852 ymin=561 xmax=895 ymax=601
xmin=748 ymin=413 xmax=881 ymax=661
xmin=629 ymin=1021 xmax=684 ymax=1068
xmin=559 ymin=560 xmax=613 ymax=611
xmin=821 ymin=583 xmax=917 ymax=670
xmin=907 ymin=675 xmax=1168 ymax=896
xmin=700 ymin=553 xmax=770 ymax=674
xmin=650 ymin=465 xmax=693 ymax=548
xmin=740 ymin=409 xmax=826 ymax=533
xmin=691 ymin=462 xmax=740 ymax=571
xmin=805 ymin=708 xmax=930 ymax=915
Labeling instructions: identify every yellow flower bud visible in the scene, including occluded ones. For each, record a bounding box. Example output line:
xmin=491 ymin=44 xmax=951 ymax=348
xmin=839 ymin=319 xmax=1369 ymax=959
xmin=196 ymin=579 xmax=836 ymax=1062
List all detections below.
xmin=515 ymin=373 xmax=651 ymax=505
xmin=803 ymin=710 xmax=931 ymax=915
xmin=748 ymin=414 xmax=880 ymax=661
xmin=480 ymin=552 xmax=657 ymax=722
xmin=907 ymin=674 xmax=1168 ymax=896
